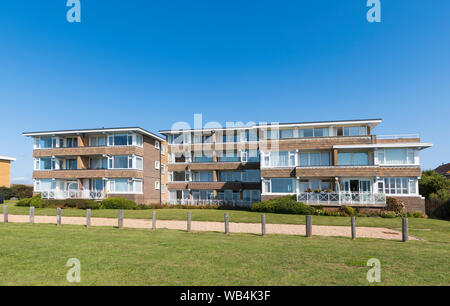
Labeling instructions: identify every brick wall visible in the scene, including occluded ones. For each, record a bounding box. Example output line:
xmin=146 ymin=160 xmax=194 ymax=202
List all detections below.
xmin=390 ymin=196 xmax=426 ymax=213
xmin=0 ymin=160 xmax=11 ymax=187
xmin=142 ymin=135 xmax=161 ymax=204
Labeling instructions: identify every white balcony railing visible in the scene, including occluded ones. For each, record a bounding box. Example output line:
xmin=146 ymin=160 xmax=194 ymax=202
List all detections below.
xmin=297 ymin=192 xmax=386 ymax=206
xmin=40 ymin=190 xmax=105 ymax=200
xmin=167 ymin=199 xmax=252 ymax=207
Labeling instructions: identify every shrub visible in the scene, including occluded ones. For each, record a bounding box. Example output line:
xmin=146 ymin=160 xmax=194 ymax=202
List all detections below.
xmin=340 ymin=206 xmax=354 ymax=216
xmin=419 ymin=170 xmax=450 ymax=199
xmin=385 ymin=197 xmax=405 ymax=215
xmin=44 ymin=199 xmax=101 ymax=210
xmin=404 ymin=211 xmax=427 ymax=218
xmin=381 ymin=211 xmax=397 ymax=218
xmin=101 ymin=197 xmax=137 ymax=209
xmin=16 ymin=197 xmax=33 ymax=207
xmin=251 ymin=195 xmax=316 ymax=215
xmin=11 ymin=185 xmax=33 ymax=199
xmin=0 ymin=187 xmax=14 ymax=200
xmin=29 ymin=195 xmax=45 ymax=208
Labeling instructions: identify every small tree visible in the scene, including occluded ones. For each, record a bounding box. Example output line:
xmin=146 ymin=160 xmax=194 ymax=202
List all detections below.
xmin=419 ymin=170 xmax=450 ymax=199
xmin=11 ymin=185 xmax=33 ymax=199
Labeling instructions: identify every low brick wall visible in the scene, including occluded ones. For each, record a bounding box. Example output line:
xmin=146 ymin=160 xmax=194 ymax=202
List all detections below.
xmin=389 ymin=196 xmax=425 ymax=213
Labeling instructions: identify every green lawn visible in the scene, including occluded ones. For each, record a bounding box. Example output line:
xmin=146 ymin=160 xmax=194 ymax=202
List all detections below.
xmin=0 ymin=222 xmax=449 ymax=285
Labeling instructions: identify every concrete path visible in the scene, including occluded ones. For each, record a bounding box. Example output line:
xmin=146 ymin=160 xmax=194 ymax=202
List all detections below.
xmin=1 ymin=214 xmax=416 ymax=240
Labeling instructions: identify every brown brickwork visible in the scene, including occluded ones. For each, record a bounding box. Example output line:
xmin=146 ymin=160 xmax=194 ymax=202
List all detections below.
xmin=160 ymin=141 xmax=169 ymax=203
xmin=295 ymin=166 xmax=420 ymax=178
xmin=141 ymin=135 xmax=162 ymax=204
xmin=376 ymin=138 xmax=420 ymax=144
xmin=261 ymin=168 xmax=296 ymax=178
xmin=390 ymin=196 xmax=425 ymax=213
xmin=33 ymin=169 xmax=144 ymax=179
xmin=33 ymin=146 xmax=144 ymax=157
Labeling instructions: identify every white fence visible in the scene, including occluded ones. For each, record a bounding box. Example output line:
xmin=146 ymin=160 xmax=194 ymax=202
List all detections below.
xmin=297 ymin=192 xmax=386 ymax=206
xmin=40 ymin=190 xmax=105 ymax=200
xmin=168 ymin=199 xmax=252 ymax=207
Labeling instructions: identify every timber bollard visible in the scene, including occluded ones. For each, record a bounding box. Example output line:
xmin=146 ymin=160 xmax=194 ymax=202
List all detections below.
xmin=56 ymin=208 xmax=61 ymax=226
xmin=351 ymin=216 xmax=356 ymax=240
xmin=118 ymin=209 xmax=124 ymax=228
xmin=30 ymin=207 xmax=34 ymax=224
xmin=3 ymin=205 xmax=8 ymax=223
xmin=86 ymin=209 xmax=91 ymax=228
xmin=152 ymin=211 xmax=156 ymax=230
xmin=261 ymin=214 xmax=266 ymax=236
xmin=224 ymin=213 xmax=229 ymax=234
xmin=305 ymin=215 xmax=312 ymax=237
xmin=187 ymin=211 xmax=191 ymax=232
xmin=402 ymin=218 xmax=408 ymax=242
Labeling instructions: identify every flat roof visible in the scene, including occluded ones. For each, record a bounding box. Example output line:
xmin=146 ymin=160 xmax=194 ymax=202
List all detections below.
xmin=333 ymin=142 xmax=433 ymax=150
xmin=159 ymin=118 xmax=382 ymax=134
xmin=0 ymin=156 xmax=16 ymax=161
xmin=23 ymin=127 xmax=166 ymax=142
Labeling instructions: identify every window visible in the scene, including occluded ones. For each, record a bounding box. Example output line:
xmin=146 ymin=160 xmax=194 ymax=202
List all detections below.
xmin=90 ymin=158 xmax=107 ymax=169
xmin=161 ymin=164 xmax=165 ymax=173
xmin=155 ymin=161 xmax=160 ymax=169
xmin=37 ymin=158 xmax=52 ymax=170
xmin=193 ymin=190 xmax=214 ymax=200
xmin=383 ymin=177 xmax=417 ymax=195
xmin=161 ymin=184 xmax=165 ymax=193
xmin=298 ymin=128 xmax=329 ymax=138
xmin=107 ymin=133 xmax=141 ymax=146
xmin=65 ymin=137 xmax=78 ymax=148
xmin=341 ymin=126 xmax=366 ymax=136
xmin=264 ymin=178 xmax=296 ymax=193
xmin=65 ymin=159 xmax=77 ymax=170
xmin=377 ymin=148 xmax=416 ymax=165
xmin=135 ymin=157 xmax=143 ymax=170
xmin=243 ymin=190 xmax=261 ymax=202
xmin=155 ymin=141 xmax=160 ymax=149
xmin=217 ymin=152 xmax=239 ymax=162
xmin=298 ymin=152 xmax=331 ymax=166
xmin=108 ymin=179 xmax=142 ymax=193
xmin=265 ymin=129 xmax=279 ymax=140
xmin=155 ymin=181 xmax=160 ymax=190
xmin=337 ymin=152 xmax=369 ymax=166
xmin=263 ymin=151 xmax=296 ymax=167
xmin=40 ymin=137 xmax=53 ymax=149
xmin=193 ymin=153 xmax=214 ymax=163
xmin=280 ymin=129 xmax=294 ymax=139
xmin=243 ymin=170 xmax=260 ymax=182
xmin=161 ymin=144 xmax=166 ymax=155
xmin=92 ymin=179 xmax=104 ymax=191
xmin=192 ymin=171 xmax=213 ymax=182
xmin=90 ymin=136 xmax=107 ymax=147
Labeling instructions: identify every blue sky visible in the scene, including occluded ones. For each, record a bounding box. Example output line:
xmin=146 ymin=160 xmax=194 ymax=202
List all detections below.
xmin=0 ymin=0 xmax=449 ymax=184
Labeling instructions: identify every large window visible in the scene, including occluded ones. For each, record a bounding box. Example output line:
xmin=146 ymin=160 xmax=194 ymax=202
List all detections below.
xmin=40 ymin=137 xmax=53 ymax=149
xmin=193 ymin=190 xmax=214 ymax=200
xmin=34 ymin=179 xmax=55 ymax=191
xmin=192 ymin=171 xmax=214 ymax=182
xmin=264 ymin=178 xmax=296 ymax=193
xmin=298 ymin=152 xmax=331 ymax=166
xmin=243 ymin=190 xmax=261 ymax=202
xmin=108 ymin=155 xmax=142 ymax=169
xmin=193 ymin=153 xmax=214 ymax=163
xmin=337 ymin=126 xmax=367 ymax=136
xmin=298 ymin=127 xmax=329 ymax=138
xmin=383 ymin=177 xmax=417 ymax=195
xmin=39 ymin=158 xmax=52 ymax=170
xmin=262 ymin=151 xmax=296 ymax=167
xmin=217 ymin=190 xmax=241 ymax=201
xmin=90 ymin=158 xmax=107 ymax=169
xmin=217 ymin=152 xmax=240 ymax=162
xmin=108 ymin=179 xmax=142 ymax=193
xmin=220 ymin=170 xmax=260 ymax=182
xmin=338 ymin=152 xmax=369 ymax=166
xmin=107 ymin=133 xmax=143 ymax=147
xmin=90 ymin=136 xmax=107 ymax=147
xmin=65 ymin=159 xmax=77 ymax=170
xmin=280 ymin=129 xmax=294 ymax=139
xmin=377 ymin=148 xmax=416 ymax=165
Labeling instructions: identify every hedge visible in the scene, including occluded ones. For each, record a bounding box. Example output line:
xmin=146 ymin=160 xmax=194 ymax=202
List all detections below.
xmin=101 ymin=197 xmax=137 ymax=209
xmin=16 ymin=197 xmax=100 ymax=209
xmin=251 ymin=195 xmax=316 ymax=215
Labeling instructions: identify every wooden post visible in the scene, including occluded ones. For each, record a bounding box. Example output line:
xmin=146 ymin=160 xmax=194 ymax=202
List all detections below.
xmin=3 ymin=205 xmax=8 ymax=223
xmin=86 ymin=209 xmax=91 ymax=228
xmin=56 ymin=208 xmax=61 ymax=226
xmin=351 ymin=216 xmax=356 ymax=240
xmin=261 ymin=214 xmax=266 ymax=236
xmin=402 ymin=218 xmax=408 ymax=242
xmin=187 ymin=211 xmax=191 ymax=232
xmin=224 ymin=212 xmax=229 ymax=234
xmin=118 ymin=209 xmax=124 ymax=228
xmin=305 ymin=215 xmax=312 ymax=237
xmin=152 ymin=211 xmax=156 ymax=230
xmin=30 ymin=207 xmax=34 ymax=224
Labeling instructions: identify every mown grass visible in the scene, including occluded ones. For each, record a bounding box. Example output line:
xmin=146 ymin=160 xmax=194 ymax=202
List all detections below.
xmin=0 ymin=223 xmax=448 ymax=285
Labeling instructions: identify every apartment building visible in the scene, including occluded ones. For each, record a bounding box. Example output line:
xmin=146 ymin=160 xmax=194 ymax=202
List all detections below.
xmin=0 ymin=156 xmax=16 ymax=187
xmin=160 ymin=119 xmax=432 ymax=212
xmin=23 ymin=127 xmax=167 ymax=204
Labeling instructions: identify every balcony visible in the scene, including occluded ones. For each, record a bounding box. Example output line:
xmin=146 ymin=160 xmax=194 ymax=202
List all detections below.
xmin=297 ymin=192 xmax=386 ymax=207
xmin=33 ymin=169 xmax=144 ymax=179
xmin=33 ymin=146 xmax=143 ymax=157
xmin=40 ymin=190 xmax=105 ymax=200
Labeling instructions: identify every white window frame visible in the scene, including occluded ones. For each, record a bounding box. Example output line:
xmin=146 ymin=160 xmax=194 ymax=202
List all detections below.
xmin=155 ymin=161 xmax=160 ymax=169
xmin=155 ymin=180 xmax=160 ymax=190
xmin=155 ymin=140 xmax=160 ymax=149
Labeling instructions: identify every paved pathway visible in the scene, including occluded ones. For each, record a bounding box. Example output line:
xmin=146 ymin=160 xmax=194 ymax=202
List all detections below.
xmin=2 ymin=214 xmax=417 ymax=240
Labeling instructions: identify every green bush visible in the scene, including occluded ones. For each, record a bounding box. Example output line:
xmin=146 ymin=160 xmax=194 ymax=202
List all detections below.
xmin=16 ymin=197 xmax=33 ymax=207
xmin=404 ymin=211 xmax=427 ymax=218
xmin=340 ymin=206 xmax=354 ymax=216
xmin=381 ymin=211 xmax=397 ymax=218
xmin=10 ymin=185 xmax=33 ymax=199
xmin=251 ymin=195 xmax=316 ymax=215
xmin=44 ymin=199 xmax=101 ymax=210
xmin=419 ymin=170 xmax=450 ymax=199
xmin=101 ymin=197 xmax=137 ymax=209
xmin=385 ymin=197 xmax=405 ymax=215
xmin=0 ymin=187 xmax=14 ymax=200
xmin=29 ymin=195 xmax=46 ymax=208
